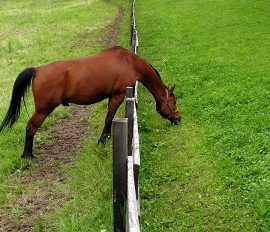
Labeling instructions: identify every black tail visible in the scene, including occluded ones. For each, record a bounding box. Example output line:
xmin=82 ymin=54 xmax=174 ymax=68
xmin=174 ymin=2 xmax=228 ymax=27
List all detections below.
xmin=0 ymin=67 xmax=36 ymax=132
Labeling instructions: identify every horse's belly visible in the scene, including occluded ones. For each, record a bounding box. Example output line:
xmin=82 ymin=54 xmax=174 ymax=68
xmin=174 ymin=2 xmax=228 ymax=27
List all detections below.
xmin=67 ymin=89 xmax=109 ymax=105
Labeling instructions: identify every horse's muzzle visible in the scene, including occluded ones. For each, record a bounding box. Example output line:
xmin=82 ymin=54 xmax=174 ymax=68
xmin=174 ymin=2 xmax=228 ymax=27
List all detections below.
xmin=170 ymin=116 xmax=181 ymax=125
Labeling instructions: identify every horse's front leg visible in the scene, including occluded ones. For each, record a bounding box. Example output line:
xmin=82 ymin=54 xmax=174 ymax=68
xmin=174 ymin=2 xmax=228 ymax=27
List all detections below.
xmin=98 ymin=94 xmax=125 ymax=144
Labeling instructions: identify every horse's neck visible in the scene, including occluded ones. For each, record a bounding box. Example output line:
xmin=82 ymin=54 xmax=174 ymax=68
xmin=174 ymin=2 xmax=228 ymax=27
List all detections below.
xmin=136 ymin=61 xmax=166 ymax=102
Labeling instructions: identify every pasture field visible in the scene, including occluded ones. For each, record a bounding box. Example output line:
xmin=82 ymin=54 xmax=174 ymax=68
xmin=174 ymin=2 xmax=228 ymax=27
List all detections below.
xmin=1 ymin=0 xmax=269 ymax=231
xmin=136 ymin=0 xmax=270 ymax=231
xmin=0 ymin=0 xmax=112 ymax=184
xmin=0 ymin=0 xmax=130 ymax=231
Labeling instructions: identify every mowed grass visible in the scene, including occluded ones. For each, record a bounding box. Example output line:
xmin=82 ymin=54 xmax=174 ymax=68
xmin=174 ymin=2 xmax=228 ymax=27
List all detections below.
xmin=1 ymin=0 xmax=269 ymax=231
xmin=0 ymin=0 xmax=129 ymax=228
xmin=136 ymin=0 xmax=270 ymax=231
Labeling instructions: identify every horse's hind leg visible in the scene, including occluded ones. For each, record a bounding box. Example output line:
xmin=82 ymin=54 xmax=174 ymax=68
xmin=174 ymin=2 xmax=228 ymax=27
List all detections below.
xmin=21 ymin=109 xmax=53 ymax=158
xmin=98 ymin=94 xmax=125 ymax=144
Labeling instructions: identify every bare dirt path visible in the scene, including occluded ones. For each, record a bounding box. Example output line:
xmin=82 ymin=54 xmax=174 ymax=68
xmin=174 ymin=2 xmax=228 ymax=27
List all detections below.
xmin=0 ymin=6 xmax=124 ymax=232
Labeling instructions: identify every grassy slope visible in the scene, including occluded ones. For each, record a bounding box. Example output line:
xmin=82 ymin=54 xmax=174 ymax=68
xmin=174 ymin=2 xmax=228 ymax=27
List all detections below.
xmin=0 ymin=0 xmax=128 ymax=229
xmin=136 ymin=0 xmax=270 ymax=231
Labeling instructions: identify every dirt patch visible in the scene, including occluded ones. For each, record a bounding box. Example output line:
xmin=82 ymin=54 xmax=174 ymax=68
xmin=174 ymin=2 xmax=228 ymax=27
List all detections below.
xmin=0 ymin=105 xmax=90 ymax=232
xmin=101 ymin=6 xmax=125 ymax=48
xmin=71 ymin=6 xmax=124 ymax=51
xmin=0 ymin=6 xmax=124 ymax=232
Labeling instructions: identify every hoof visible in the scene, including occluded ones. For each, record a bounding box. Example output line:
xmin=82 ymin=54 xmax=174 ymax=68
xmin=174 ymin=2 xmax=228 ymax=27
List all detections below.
xmin=98 ymin=134 xmax=111 ymax=145
xmin=21 ymin=153 xmax=34 ymax=159
xmin=98 ymin=139 xmax=106 ymax=145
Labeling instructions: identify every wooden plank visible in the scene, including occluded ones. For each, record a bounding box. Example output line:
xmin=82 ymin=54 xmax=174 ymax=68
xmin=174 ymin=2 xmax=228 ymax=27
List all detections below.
xmin=126 ymin=156 xmax=140 ymax=232
xmin=132 ymin=104 xmax=140 ymax=167
xmin=126 ymin=86 xmax=134 ymax=98
xmin=134 ymin=82 xmax=138 ymax=104
xmin=113 ymin=118 xmax=128 ymax=232
xmin=132 ymin=104 xmax=140 ymax=201
xmin=125 ymin=1 xmax=140 ymax=231
xmin=130 ymin=0 xmax=138 ymax=55
xmin=135 ymin=30 xmax=139 ymax=54
xmin=125 ymin=97 xmax=135 ymax=157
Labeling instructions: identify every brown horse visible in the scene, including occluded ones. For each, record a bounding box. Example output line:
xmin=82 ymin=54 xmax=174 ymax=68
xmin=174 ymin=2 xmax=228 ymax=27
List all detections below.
xmin=0 ymin=46 xmax=181 ymax=158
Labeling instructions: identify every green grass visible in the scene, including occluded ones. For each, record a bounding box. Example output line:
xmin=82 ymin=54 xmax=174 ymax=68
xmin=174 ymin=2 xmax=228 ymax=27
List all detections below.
xmin=45 ymin=103 xmax=114 ymax=232
xmin=42 ymin=5 xmax=131 ymax=232
xmin=0 ymin=0 xmax=111 ymax=171
xmin=0 ymin=0 xmax=130 ymax=230
xmin=136 ymin=0 xmax=270 ymax=231
xmin=1 ymin=1 xmax=269 ymax=231
xmin=37 ymin=1 xmax=131 ymax=232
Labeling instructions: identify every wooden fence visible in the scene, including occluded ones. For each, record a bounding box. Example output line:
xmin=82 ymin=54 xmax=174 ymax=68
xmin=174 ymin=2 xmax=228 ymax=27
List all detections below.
xmin=112 ymin=1 xmax=140 ymax=231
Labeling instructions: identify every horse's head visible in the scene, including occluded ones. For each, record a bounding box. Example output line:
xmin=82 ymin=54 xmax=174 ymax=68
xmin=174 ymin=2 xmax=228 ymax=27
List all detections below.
xmin=156 ymin=85 xmax=181 ymax=125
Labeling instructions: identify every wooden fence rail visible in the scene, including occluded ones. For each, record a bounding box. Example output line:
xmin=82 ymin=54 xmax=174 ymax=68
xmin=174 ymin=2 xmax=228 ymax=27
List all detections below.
xmin=112 ymin=89 xmax=140 ymax=232
xmin=131 ymin=0 xmax=139 ymax=54
xmin=112 ymin=0 xmax=140 ymax=231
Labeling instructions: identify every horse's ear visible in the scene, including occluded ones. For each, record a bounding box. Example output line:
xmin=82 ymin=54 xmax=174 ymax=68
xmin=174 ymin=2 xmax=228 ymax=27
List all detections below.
xmin=169 ymin=85 xmax=175 ymax=93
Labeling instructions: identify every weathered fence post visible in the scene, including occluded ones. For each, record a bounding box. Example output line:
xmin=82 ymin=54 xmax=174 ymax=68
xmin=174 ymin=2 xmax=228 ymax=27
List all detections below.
xmin=131 ymin=0 xmax=138 ymax=54
xmin=132 ymin=105 xmax=140 ymax=202
xmin=126 ymin=86 xmax=134 ymax=98
xmin=125 ymin=87 xmax=140 ymax=231
xmin=125 ymin=88 xmax=135 ymax=157
xmin=113 ymin=0 xmax=141 ymax=230
xmin=126 ymin=156 xmax=140 ymax=232
xmin=113 ymin=118 xmax=128 ymax=232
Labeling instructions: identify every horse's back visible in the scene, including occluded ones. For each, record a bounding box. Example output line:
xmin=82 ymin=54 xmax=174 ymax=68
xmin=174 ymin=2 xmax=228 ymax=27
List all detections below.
xmin=32 ymin=47 xmax=138 ymax=106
